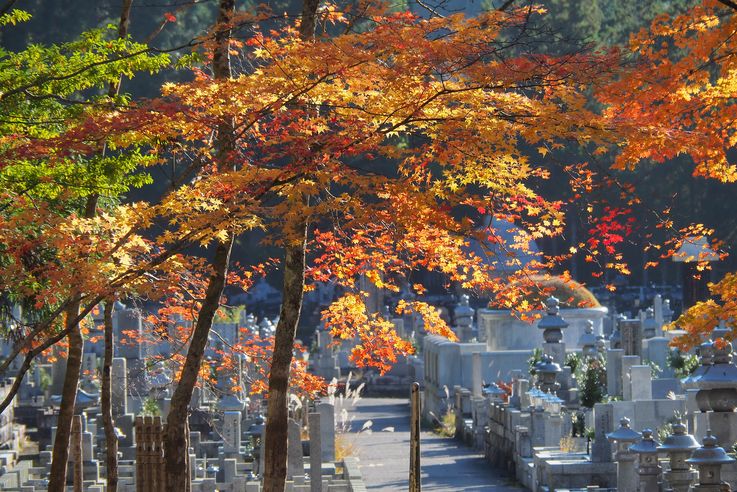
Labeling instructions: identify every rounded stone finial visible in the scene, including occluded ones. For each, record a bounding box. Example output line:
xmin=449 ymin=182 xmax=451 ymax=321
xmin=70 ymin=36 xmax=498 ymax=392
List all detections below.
xmin=620 ymin=417 xmax=631 ymax=428
xmin=460 ymin=294 xmax=470 ymax=306
xmin=545 ymin=296 xmax=560 ymax=315
xmin=672 ymin=421 xmax=687 ymax=435
xmin=703 ymin=430 xmax=717 ymax=448
xmin=642 ymin=428 xmax=653 ymax=439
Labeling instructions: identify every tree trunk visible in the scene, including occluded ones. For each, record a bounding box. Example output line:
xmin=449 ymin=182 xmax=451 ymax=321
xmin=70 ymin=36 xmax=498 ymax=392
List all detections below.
xmin=47 ymin=302 xmax=84 ymax=492
xmin=46 ymin=3 xmax=134 ymax=489
xmin=262 ymin=234 xmax=308 ymax=492
xmin=262 ymin=3 xmax=318 ymax=491
xmin=164 ymin=2 xmax=234 ymax=490
xmin=101 ymin=300 xmax=118 ymax=492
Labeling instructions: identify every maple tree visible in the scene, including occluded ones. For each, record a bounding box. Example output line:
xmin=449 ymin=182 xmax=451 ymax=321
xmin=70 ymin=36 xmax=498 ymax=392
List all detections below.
xmin=596 ymin=0 xmax=737 ymax=348
xmin=0 ymin=4 xmax=175 ymax=490
xmin=115 ymin=3 xmax=610 ymax=490
xmin=2 ymin=2 xmax=627 ymax=491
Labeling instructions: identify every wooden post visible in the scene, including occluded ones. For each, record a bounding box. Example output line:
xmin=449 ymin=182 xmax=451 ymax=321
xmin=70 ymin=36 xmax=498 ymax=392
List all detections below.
xmin=72 ymin=415 xmax=83 ymax=492
xmin=135 ymin=416 xmax=143 ymax=492
xmin=409 ymin=382 xmax=421 ymax=492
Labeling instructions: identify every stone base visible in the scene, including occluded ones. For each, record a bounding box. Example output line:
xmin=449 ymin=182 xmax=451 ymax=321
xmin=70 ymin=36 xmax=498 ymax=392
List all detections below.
xmin=694 ymin=411 xmax=737 ymax=449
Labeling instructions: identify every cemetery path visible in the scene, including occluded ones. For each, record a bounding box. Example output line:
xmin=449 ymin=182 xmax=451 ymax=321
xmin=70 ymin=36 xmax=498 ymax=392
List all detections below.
xmin=344 ymin=397 xmax=524 ymax=491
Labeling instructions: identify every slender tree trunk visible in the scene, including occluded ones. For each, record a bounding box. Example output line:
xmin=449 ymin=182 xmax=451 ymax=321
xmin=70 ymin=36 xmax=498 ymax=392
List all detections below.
xmin=47 ymin=4 xmax=134 ymax=489
xmin=164 ymin=2 xmax=234 ymax=490
xmin=100 ymin=5 xmax=133 ymax=490
xmin=47 ymin=301 xmax=84 ymax=492
xmin=262 ymin=3 xmax=319 ymax=492
xmin=262 ymin=232 xmax=308 ymax=492
xmin=101 ymin=300 xmax=119 ymax=492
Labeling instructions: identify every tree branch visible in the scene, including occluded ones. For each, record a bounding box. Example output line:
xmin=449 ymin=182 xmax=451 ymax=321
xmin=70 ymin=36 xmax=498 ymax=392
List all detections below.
xmin=718 ymin=0 xmax=737 ymax=12
xmin=497 ymin=0 xmax=517 ymax=11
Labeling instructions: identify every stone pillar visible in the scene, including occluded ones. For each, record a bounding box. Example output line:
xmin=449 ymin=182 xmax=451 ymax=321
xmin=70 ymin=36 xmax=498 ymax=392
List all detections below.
xmin=72 ymin=415 xmax=83 ymax=492
xmin=287 ymin=418 xmax=304 ymax=480
xmin=620 ymin=319 xmax=643 ymax=357
xmin=531 ymin=406 xmax=545 ymax=447
xmin=543 ymin=413 xmax=563 ymax=448
xmin=621 ymin=355 xmax=641 ymax=401
xmin=606 ymin=349 xmax=624 ymax=398
xmin=222 ymin=458 xmax=237 ymax=484
xmin=309 ymin=412 xmax=322 ymax=492
xmin=591 ymin=403 xmax=613 ymax=463
xmin=222 ymin=411 xmax=241 ymax=453
xmin=317 ymin=402 xmax=335 ymax=463
xmin=471 ymin=352 xmax=482 ymax=398
xmin=511 ymin=378 xmax=529 ymax=409
xmin=653 ymin=295 xmax=664 ymax=332
xmin=630 ymin=365 xmax=652 ymax=401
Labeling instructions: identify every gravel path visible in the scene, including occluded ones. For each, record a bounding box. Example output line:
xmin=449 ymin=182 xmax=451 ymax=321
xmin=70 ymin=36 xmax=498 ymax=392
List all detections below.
xmin=343 ymin=397 xmax=524 ymax=491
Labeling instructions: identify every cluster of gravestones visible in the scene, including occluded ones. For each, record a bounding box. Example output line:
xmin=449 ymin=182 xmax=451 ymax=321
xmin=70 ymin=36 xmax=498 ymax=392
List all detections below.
xmin=0 ymin=305 xmax=369 ymax=491
xmin=435 ymin=291 xmax=737 ymax=491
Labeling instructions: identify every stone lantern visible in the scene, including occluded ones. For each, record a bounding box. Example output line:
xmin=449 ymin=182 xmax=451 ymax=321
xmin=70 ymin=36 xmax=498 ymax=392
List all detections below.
xmin=629 ymin=428 xmax=661 ymax=492
xmin=535 ymin=354 xmax=562 ymax=394
xmin=607 ymin=417 xmax=641 ymax=492
xmin=454 ymin=294 xmax=475 ymax=342
xmin=696 ymin=340 xmax=737 ymax=412
xmin=544 ymin=391 xmax=564 ymax=415
xmin=482 ymin=383 xmax=506 ymax=403
xmin=538 ymin=296 xmax=568 ymax=344
xmin=690 ymin=341 xmax=715 ymax=410
xmin=686 ymin=430 xmax=735 ymax=491
xmin=643 ymin=307 xmax=658 ymax=338
xmin=578 ymin=320 xmax=598 ymax=359
xmin=657 ymin=421 xmax=699 ymax=492
xmin=526 ymin=387 xmax=544 ymax=409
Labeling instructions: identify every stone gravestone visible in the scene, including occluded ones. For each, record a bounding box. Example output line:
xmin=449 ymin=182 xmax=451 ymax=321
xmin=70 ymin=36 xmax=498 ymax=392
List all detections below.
xmin=454 ymin=295 xmax=475 ymax=342
xmin=471 ymin=352 xmax=482 ymax=398
xmin=114 ymin=308 xmax=143 ymax=358
xmin=317 ymin=402 xmax=335 ymax=463
xmin=287 ymin=418 xmax=304 ymax=480
xmin=222 ymin=458 xmax=237 ymax=484
xmin=653 ymin=295 xmax=664 ymax=331
xmin=511 ymin=378 xmax=529 ymax=409
xmin=621 ymin=355 xmax=641 ymax=401
xmin=111 ymin=357 xmax=128 ymax=416
xmin=645 ymin=336 xmax=670 ymax=377
xmin=221 ymin=411 xmax=241 ymax=453
xmin=629 ymin=365 xmax=652 ymax=401
xmin=591 ymin=403 xmax=613 ymax=462
xmin=606 ymin=349 xmax=624 ymax=398
xmin=309 ymin=413 xmax=322 ymax=492
xmin=620 ymin=319 xmax=642 ymax=357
